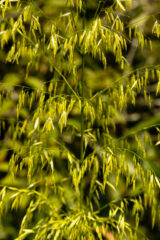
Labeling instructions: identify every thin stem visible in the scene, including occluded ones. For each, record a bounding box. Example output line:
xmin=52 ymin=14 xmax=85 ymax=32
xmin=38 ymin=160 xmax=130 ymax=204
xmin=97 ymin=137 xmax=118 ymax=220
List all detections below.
xmin=80 ymin=0 xmax=86 ymax=209
xmin=80 ymin=53 xmax=85 ymax=162
xmin=54 ymin=66 xmax=80 ymax=100
xmin=80 ymin=0 xmax=86 ymax=163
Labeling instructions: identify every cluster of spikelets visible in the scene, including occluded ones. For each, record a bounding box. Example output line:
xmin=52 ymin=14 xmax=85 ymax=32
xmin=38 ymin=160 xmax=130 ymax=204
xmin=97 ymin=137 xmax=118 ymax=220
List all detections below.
xmin=0 ymin=0 xmax=160 ymax=239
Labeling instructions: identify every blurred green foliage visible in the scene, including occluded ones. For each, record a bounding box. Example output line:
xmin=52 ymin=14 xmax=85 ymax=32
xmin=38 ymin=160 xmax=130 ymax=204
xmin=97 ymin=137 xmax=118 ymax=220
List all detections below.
xmin=0 ymin=0 xmax=160 ymax=239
